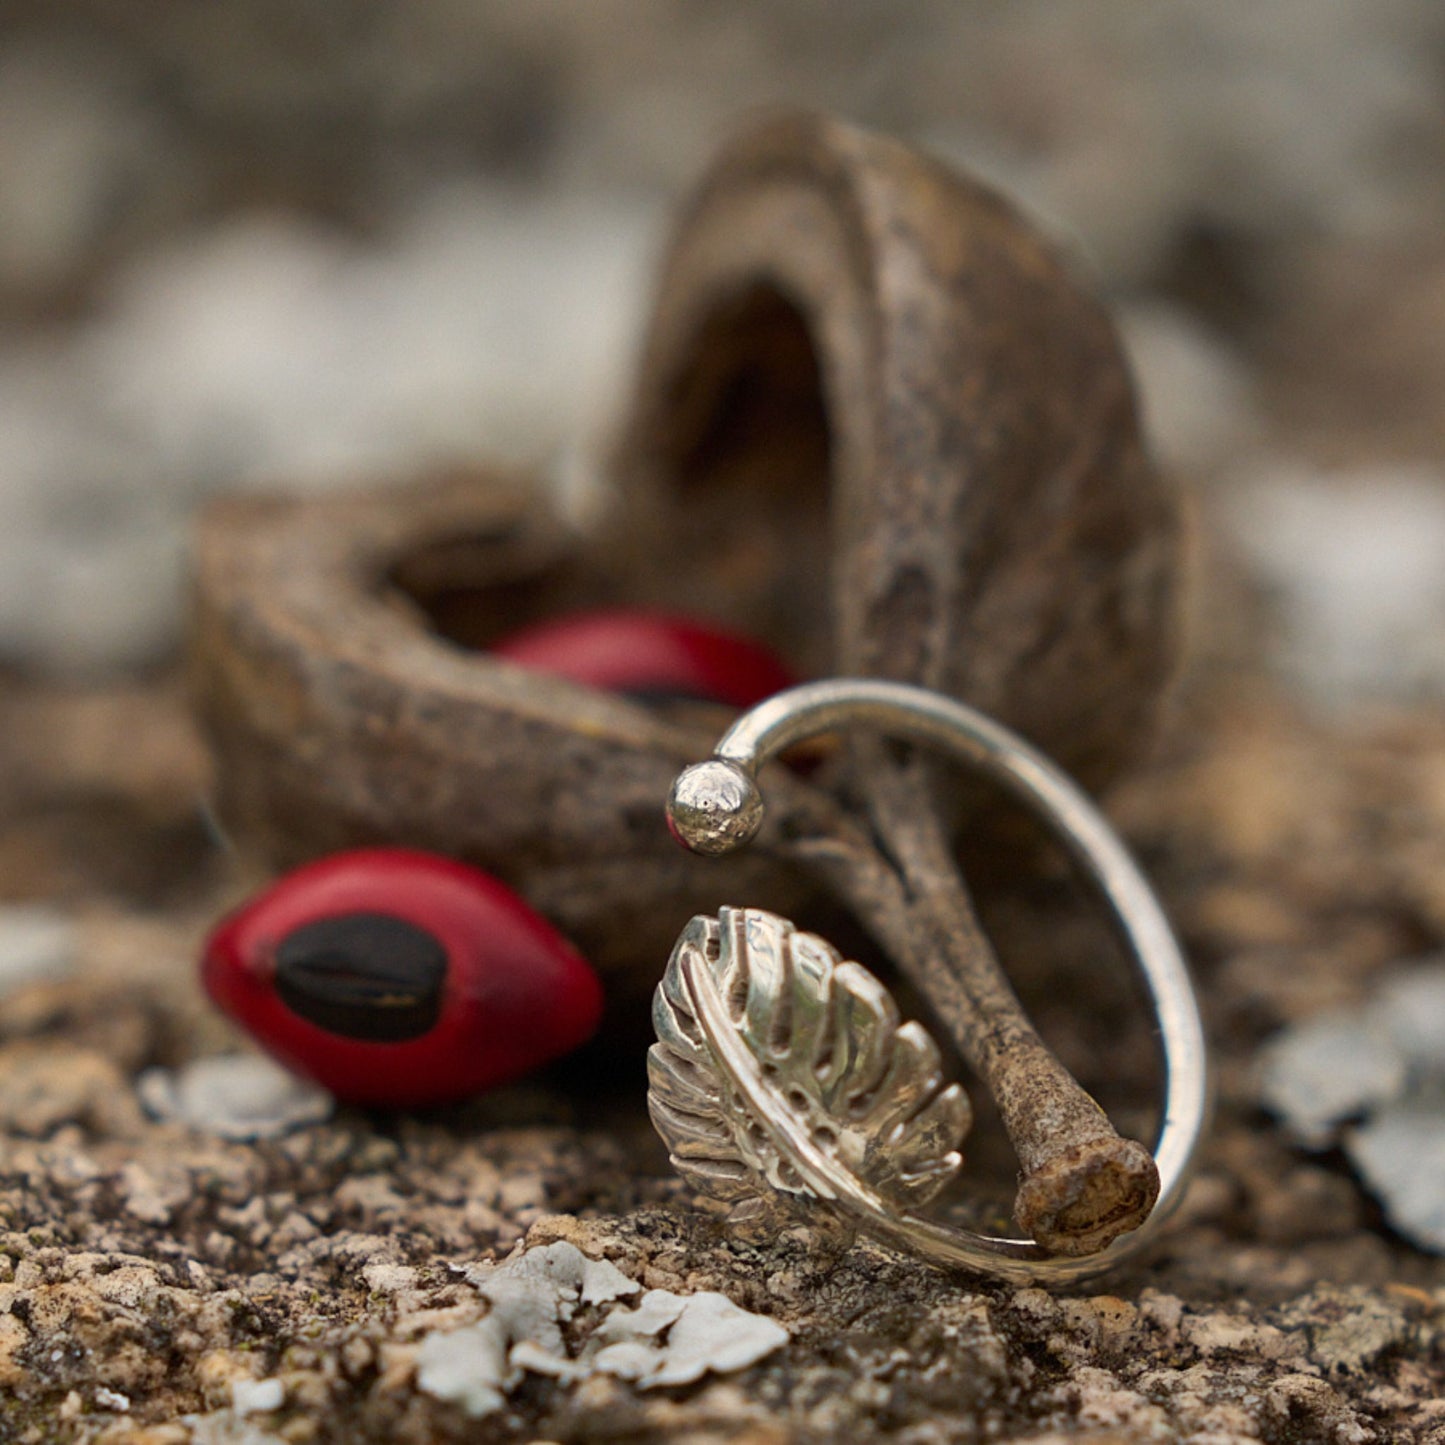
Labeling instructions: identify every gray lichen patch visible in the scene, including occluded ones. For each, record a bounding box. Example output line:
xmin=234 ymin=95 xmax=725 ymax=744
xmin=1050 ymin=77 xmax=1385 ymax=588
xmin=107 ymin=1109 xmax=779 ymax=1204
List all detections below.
xmin=1345 ymin=1105 xmax=1445 ymax=1255
xmin=137 ymin=1055 xmax=334 ymax=1142
xmin=1258 ymin=1012 xmax=1405 ymax=1148
xmin=1275 ymin=1284 xmax=1411 ymax=1375
xmin=415 ymin=1239 xmax=787 ymax=1416
xmin=1259 ymin=957 xmax=1445 ymax=1251
xmin=0 ymin=906 xmax=77 ymax=996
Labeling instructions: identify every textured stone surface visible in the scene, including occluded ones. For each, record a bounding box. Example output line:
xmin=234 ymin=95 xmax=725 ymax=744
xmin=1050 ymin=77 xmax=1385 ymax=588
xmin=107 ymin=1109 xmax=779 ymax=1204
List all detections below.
xmin=0 ymin=5 xmax=1443 ymax=1440
xmin=0 ymin=677 xmax=1442 ymax=1441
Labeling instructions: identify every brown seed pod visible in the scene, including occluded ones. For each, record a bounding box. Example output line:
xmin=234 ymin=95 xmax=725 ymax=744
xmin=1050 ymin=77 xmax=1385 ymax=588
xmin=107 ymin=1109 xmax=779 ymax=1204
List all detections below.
xmin=610 ymin=111 xmax=1179 ymax=784
xmin=192 ymin=112 xmax=1183 ymax=1252
xmin=189 ymin=478 xmax=823 ymax=992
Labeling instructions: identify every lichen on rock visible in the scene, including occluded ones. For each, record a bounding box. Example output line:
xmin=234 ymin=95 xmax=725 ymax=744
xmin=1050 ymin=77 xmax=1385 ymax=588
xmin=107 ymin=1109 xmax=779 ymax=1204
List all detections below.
xmin=1260 ymin=957 xmax=1445 ymax=1252
xmin=415 ymin=1239 xmax=786 ymax=1417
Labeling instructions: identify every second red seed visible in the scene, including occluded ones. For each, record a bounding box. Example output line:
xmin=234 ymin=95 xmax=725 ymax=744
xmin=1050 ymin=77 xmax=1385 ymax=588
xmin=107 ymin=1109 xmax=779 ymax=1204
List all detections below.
xmin=491 ymin=609 xmax=797 ymax=708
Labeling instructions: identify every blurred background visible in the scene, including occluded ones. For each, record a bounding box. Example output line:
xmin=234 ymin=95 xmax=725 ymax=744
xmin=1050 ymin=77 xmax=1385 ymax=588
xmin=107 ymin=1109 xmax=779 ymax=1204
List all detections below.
xmin=1 ymin=0 xmax=1443 ymax=700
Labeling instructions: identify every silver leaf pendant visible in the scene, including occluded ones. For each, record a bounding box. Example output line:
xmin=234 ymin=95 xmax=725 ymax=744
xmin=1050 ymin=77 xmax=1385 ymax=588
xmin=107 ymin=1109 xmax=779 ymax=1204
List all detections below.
xmin=649 ymin=908 xmax=972 ymax=1228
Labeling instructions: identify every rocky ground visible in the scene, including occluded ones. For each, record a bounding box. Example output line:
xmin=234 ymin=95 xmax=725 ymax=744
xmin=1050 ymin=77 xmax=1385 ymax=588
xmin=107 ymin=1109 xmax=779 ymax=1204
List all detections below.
xmin=0 ymin=665 xmax=1440 ymax=1444
xmin=1 ymin=4 xmax=1444 ymax=1441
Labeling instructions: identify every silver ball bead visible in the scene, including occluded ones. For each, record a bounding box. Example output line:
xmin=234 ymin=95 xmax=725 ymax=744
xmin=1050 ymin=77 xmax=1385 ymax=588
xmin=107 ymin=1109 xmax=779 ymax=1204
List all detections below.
xmin=667 ymin=760 xmax=764 ymax=856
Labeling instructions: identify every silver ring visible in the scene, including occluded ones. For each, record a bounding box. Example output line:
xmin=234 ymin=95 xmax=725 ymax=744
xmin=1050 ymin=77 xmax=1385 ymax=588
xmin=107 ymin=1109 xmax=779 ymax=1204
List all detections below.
xmin=649 ymin=678 xmax=1208 ymax=1282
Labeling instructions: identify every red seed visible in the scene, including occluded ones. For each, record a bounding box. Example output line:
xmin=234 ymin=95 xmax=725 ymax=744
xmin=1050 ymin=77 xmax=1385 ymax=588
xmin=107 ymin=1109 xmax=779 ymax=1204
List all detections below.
xmin=202 ymin=848 xmax=603 ymax=1107
xmin=492 ymin=609 xmax=796 ymax=708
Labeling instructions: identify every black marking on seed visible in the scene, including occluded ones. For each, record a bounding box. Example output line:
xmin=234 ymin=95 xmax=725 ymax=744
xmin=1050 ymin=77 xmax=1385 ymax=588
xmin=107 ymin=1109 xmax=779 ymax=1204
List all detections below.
xmin=620 ymin=686 xmax=728 ymax=707
xmin=273 ymin=912 xmax=447 ymax=1042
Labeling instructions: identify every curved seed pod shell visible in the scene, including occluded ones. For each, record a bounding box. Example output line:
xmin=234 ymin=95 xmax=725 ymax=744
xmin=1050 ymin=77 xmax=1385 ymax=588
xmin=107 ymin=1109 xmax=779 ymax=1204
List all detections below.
xmin=191 ymin=112 xmax=1181 ymax=1007
xmin=610 ymin=110 xmax=1180 ymax=785
xmin=189 ymin=478 xmax=823 ymax=988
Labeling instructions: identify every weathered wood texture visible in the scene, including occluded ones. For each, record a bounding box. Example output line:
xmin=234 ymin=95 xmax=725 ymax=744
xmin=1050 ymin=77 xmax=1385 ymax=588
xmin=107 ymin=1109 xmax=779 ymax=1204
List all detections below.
xmin=190 ymin=481 xmax=820 ymax=990
xmin=612 ymin=111 xmax=1179 ymax=784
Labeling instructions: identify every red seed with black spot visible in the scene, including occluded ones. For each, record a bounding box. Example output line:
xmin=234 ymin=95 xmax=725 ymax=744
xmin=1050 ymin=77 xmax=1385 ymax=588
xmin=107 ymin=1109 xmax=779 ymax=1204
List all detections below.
xmin=202 ymin=848 xmax=603 ymax=1106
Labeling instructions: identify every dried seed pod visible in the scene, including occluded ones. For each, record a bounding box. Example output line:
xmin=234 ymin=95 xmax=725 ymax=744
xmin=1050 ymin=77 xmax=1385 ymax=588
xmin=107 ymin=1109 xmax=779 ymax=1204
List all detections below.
xmin=189 ymin=478 xmax=822 ymax=989
xmin=192 ymin=113 xmax=1184 ymax=1234
xmin=611 ymin=110 xmax=1179 ymax=784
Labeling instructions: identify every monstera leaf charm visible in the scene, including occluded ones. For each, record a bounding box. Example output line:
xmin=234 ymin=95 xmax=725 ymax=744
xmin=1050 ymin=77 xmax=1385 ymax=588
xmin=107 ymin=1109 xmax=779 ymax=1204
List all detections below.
xmin=648 ymin=908 xmax=972 ymax=1225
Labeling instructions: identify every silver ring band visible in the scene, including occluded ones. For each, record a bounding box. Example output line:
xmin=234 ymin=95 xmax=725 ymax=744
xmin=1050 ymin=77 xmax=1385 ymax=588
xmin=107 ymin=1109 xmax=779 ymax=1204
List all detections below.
xmin=656 ymin=678 xmax=1208 ymax=1282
